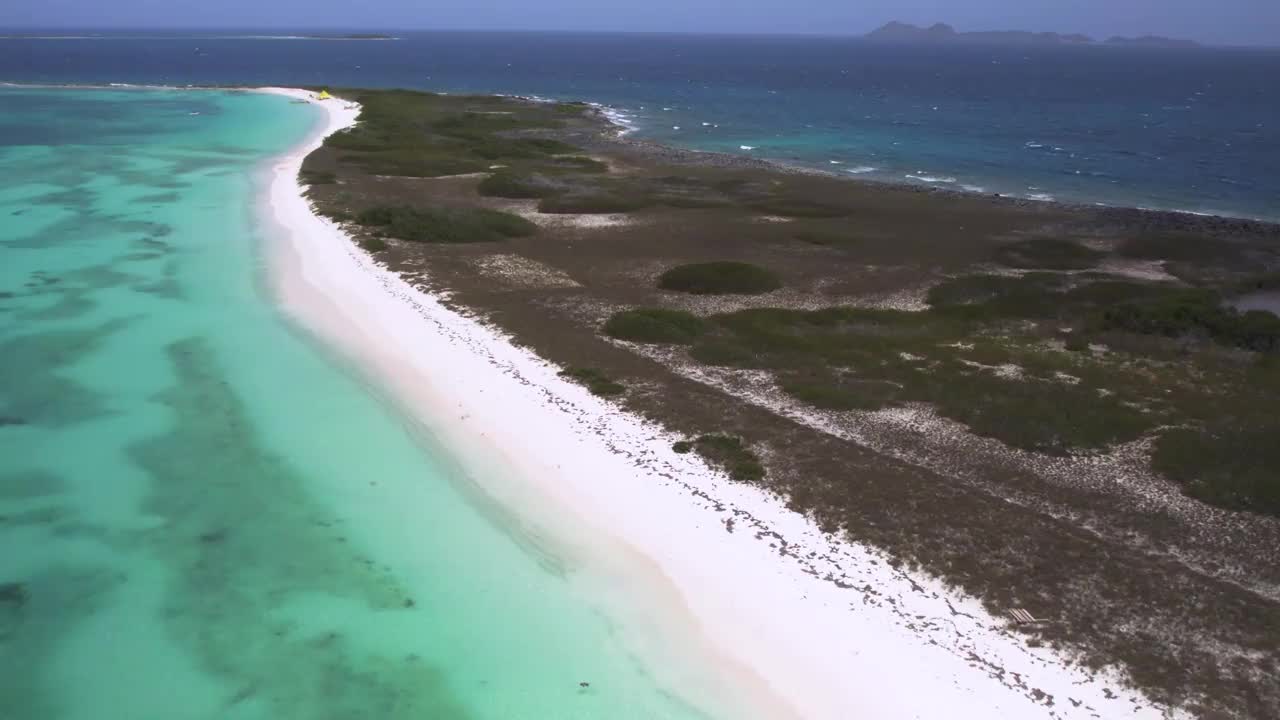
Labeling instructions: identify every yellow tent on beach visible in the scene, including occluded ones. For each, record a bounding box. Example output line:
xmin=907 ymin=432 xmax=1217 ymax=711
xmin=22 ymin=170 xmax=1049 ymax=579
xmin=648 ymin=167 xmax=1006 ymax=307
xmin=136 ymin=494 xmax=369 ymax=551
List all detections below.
xmin=317 ymin=90 xmax=332 ymax=101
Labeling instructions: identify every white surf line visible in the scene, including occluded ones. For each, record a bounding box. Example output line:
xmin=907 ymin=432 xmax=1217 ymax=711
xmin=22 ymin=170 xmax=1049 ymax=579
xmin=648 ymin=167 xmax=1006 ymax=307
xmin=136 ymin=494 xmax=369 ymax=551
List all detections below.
xmin=257 ymin=86 xmax=1180 ymax=720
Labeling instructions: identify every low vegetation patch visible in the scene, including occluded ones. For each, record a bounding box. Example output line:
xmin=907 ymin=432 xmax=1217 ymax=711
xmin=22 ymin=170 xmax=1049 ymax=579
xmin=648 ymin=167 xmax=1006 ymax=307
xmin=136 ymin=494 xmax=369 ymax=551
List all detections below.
xmin=1100 ymin=290 xmax=1280 ymax=353
xmin=927 ymin=273 xmax=1183 ymax=324
xmin=356 ymin=205 xmax=536 ymax=243
xmin=1155 ymin=424 xmax=1280 ymax=517
xmin=343 ymin=150 xmax=488 ymax=178
xmin=477 ymin=172 xmax=555 ymax=199
xmin=1119 ymin=233 xmax=1248 ymax=266
xmin=538 ymin=193 xmax=651 ymax=214
xmin=549 ymin=156 xmax=608 ymax=173
xmin=299 ymin=169 xmax=336 ymax=185
xmin=558 ymin=367 xmax=625 ymax=397
xmin=750 ymin=197 xmax=849 ymax=218
xmin=681 ymin=306 xmax=1152 ymax=455
xmin=553 ymin=101 xmax=590 ymax=115
xmin=672 ymin=434 xmax=765 ymax=482
xmin=319 ymin=89 xmax=584 ymax=179
xmin=994 ymin=238 xmax=1104 ymax=270
xmin=658 ymin=261 xmax=782 ymax=295
xmin=633 ymin=268 xmax=1280 ymax=502
xmin=1117 ymin=232 xmax=1279 ymax=285
xmin=1237 ymin=272 xmax=1280 ymax=293
xmin=794 ymin=230 xmax=860 ymax=247
xmin=778 ymin=369 xmax=899 ymax=411
xmin=603 ymin=308 xmax=709 ymax=344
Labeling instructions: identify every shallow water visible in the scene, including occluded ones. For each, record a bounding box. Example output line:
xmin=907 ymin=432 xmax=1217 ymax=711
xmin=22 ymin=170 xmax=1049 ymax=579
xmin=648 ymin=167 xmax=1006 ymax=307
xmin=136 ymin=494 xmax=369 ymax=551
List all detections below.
xmin=0 ymin=87 xmax=725 ymax=720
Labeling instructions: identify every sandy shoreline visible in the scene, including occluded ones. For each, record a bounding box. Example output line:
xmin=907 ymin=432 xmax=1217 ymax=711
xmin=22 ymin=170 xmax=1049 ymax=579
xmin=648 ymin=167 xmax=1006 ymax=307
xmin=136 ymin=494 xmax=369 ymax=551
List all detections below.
xmin=256 ymin=86 xmax=1180 ymax=719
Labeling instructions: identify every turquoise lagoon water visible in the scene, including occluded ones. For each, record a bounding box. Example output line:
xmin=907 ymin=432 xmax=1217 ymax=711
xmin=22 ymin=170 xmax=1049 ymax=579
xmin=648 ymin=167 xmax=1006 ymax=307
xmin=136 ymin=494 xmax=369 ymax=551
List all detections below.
xmin=0 ymin=88 xmax=724 ymax=719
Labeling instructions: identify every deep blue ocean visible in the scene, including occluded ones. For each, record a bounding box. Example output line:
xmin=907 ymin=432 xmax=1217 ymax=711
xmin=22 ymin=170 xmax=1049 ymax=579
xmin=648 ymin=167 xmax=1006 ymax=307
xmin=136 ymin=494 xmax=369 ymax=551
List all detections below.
xmin=2 ymin=30 xmax=1277 ymax=218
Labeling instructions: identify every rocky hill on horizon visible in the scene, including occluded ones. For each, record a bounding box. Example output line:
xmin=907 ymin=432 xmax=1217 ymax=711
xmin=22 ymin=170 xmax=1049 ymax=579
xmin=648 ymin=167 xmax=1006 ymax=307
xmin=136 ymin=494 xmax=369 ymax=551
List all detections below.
xmin=865 ymin=21 xmax=1200 ymax=48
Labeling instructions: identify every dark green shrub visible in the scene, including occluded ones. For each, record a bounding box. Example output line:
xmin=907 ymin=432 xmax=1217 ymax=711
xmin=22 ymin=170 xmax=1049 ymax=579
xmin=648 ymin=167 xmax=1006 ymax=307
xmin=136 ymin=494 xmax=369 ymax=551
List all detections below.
xmin=927 ymin=273 xmax=1069 ymax=316
xmin=915 ymin=370 xmax=1151 ymax=455
xmin=1119 ymin=233 xmax=1248 ymax=265
xmin=299 ymin=169 xmax=336 ymax=185
xmin=686 ymin=434 xmax=766 ymax=482
xmin=550 ymin=156 xmax=608 ymax=173
xmin=327 ymin=126 xmax=392 ymax=152
xmin=750 ymin=198 xmax=849 ymax=218
xmin=1154 ymin=424 xmax=1280 ymax=517
xmin=359 ymin=238 xmax=388 ymax=252
xmin=994 ymin=238 xmax=1104 ymax=270
xmin=553 ymin=101 xmax=590 ymax=115
xmin=322 ymin=93 xmax=586 ymax=179
xmin=468 ymin=137 xmax=579 ymax=160
xmin=355 ymin=206 xmax=535 ymax=243
xmin=558 ymin=367 xmax=625 ymax=397
xmin=1100 ymin=291 xmax=1280 ymax=353
xmin=348 ymin=151 xmax=489 ymax=178
xmin=603 ymin=308 xmax=709 ymax=344
xmin=928 ymin=274 xmax=1175 ymax=322
xmin=1237 ymin=272 xmax=1280 ymax=293
xmin=780 ymin=370 xmax=898 ymax=411
xmin=658 ymin=262 xmax=782 ymax=295
xmin=1063 ymin=334 xmax=1090 ymax=352
xmin=794 ymin=231 xmax=858 ymax=247
xmin=477 ymin=172 xmax=554 ymax=199
xmin=690 ymin=340 xmax=764 ymax=368
xmin=655 ymin=195 xmax=730 ymax=209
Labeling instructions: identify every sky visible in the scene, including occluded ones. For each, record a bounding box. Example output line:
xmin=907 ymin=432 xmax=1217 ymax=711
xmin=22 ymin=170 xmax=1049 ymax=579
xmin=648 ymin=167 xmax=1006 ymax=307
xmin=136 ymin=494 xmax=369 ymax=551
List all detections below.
xmin=2 ymin=0 xmax=1277 ymax=47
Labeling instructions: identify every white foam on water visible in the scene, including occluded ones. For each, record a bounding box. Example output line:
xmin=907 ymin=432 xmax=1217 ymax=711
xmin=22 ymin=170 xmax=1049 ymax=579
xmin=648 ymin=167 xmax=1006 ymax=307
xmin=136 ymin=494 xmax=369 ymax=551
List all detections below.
xmin=905 ymin=173 xmax=957 ymax=184
xmin=592 ymin=103 xmax=638 ymax=136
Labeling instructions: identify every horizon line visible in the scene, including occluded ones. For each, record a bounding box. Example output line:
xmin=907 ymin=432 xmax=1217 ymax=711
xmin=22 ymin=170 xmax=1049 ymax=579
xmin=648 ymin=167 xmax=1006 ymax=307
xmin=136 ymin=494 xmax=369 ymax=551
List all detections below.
xmin=0 ymin=27 xmax=1275 ymax=49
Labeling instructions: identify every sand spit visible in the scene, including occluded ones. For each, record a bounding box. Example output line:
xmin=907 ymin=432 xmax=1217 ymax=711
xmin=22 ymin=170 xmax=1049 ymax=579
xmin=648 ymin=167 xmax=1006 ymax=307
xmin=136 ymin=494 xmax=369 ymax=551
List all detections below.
xmin=257 ymin=87 xmax=1179 ymax=719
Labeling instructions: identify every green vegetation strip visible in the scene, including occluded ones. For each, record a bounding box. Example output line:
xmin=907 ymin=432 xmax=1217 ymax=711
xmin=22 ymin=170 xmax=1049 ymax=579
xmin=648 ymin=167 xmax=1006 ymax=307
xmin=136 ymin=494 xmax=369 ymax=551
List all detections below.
xmin=603 ymin=308 xmax=709 ymax=344
xmin=606 ymin=272 xmax=1280 ymax=513
xmin=319 ymin=89 xmax=579 ymax=179
xmin=558 ymin=367 xmax=625 ymax=397
xmin=299 ymin=169 xmax=336 ymax=185
xmin=994 ymin=238 xmax=1104 ymax=270
xmin=658 ymin=261 xmax=783 ymax=295
xmin=673 ymin=434 xmax=765 ymax=482
xmin=477 ymin=172 xmax=555 ymax=199
xmin=356 ymin=205 xmax=536 ymax=243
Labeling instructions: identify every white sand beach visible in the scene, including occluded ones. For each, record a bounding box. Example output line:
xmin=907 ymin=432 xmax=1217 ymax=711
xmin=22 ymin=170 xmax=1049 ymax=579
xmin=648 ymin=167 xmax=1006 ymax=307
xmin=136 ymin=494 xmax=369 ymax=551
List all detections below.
xmin=257 ymin=86 xmax=1179 ymax=720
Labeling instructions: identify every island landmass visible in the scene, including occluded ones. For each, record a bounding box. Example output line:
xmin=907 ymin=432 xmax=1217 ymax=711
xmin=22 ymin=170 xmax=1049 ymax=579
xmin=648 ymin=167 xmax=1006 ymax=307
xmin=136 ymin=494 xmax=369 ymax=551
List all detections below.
xmin=294 ymin=88 xmax=1279 ymax=719
xmin=866 ymin=21 xmax=1202 ymax=48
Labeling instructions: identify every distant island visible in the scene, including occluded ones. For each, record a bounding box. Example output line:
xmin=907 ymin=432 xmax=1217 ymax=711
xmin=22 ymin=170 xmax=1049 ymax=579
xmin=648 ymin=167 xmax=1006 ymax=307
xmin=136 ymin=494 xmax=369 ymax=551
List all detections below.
xmin=1103 ymin=34 xmax=1201 ymax=49
xmin=282 ymin=32 xmax=396 ymax=40
xmin=865 ymin=21 xmax=1200 ymax=48
xmin=300 ymin=33 xmax=396 ymax=40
